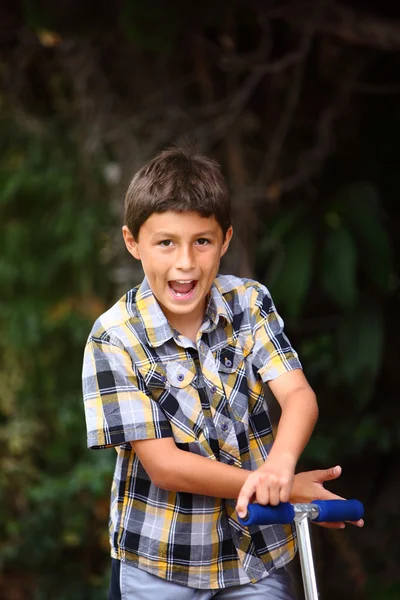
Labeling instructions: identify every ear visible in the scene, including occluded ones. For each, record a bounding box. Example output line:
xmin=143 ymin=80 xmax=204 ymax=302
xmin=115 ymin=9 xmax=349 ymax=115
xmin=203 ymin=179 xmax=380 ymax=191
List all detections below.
xmin=220 ymin=226 xmax=233 ymax=258
xmin=122 ymin=225 xmax=141 ymax=260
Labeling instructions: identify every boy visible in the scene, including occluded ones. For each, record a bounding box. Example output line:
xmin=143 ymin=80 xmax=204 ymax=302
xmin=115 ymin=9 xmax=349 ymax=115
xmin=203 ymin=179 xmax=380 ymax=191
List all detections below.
xmin=82 ymin=146 xmax=361 ymax=600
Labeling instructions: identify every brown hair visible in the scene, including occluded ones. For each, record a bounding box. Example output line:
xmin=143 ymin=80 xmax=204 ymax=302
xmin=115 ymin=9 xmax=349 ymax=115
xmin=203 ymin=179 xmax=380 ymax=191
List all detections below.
xmin=124 ymin=144 xmax=231 ymax=240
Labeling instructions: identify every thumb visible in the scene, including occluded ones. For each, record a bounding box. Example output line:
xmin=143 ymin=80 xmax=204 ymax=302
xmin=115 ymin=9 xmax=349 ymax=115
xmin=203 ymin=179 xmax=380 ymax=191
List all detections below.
xmin=314 ymin=465 xmax=342 ymax=484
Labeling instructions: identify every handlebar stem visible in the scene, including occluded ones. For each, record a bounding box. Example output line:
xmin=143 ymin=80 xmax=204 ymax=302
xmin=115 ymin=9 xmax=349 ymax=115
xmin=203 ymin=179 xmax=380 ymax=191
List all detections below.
xmin=293 ymin=503 xmax=320 ymax=522
xmin=295 ymin=513 xmax=319 ymax=600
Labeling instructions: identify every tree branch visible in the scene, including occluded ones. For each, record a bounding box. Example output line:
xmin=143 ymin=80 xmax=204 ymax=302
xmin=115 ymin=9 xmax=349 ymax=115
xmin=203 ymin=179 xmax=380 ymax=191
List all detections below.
xmin=271 ymin=0 xmax=400 ymax=51
xmin=257 ymin=33 xmax=312 ymax=185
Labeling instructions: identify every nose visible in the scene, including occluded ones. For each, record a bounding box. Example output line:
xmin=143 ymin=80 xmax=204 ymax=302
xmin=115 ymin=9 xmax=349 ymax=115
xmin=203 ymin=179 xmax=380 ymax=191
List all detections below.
xmin=176 ymin=244 xmax=195 ymax=271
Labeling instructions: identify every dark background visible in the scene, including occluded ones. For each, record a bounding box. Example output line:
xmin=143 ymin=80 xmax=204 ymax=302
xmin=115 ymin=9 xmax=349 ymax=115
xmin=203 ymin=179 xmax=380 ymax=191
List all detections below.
xmin=0 ymin=1 xmax=399 ymax=598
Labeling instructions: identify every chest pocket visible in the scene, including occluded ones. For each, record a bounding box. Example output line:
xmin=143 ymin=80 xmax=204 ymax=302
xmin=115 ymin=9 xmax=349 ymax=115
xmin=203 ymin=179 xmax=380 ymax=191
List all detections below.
xmin=145 ymin=359 xmax=201 ymax=443
xmin=143 ymin=364 xmax=167 ymax=401
xmin=165 ymin=361 xmax=196 ymax=388
xmin=217 ymin=345 xmax=249 ymax=420
xmin=144 ymin=361 xmax=197 ymax=389
xmin=218 ymin=346 xmax=244 ymax=373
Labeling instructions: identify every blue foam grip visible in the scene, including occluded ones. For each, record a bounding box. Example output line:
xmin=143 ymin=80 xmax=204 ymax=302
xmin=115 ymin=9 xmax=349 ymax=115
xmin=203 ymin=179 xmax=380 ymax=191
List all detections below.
xmin=312 ymin=499 xmax=364 ymax=523
xmin=238 ymin=502 xmax=295 ymax=526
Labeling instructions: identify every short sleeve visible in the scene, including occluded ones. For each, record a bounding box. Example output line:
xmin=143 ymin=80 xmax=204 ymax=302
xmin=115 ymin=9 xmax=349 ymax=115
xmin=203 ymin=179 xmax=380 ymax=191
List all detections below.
xmin=250 ymin=285 xmax=302 ymax=382
xmin=82 ymin=337 xmax=173 ymax=449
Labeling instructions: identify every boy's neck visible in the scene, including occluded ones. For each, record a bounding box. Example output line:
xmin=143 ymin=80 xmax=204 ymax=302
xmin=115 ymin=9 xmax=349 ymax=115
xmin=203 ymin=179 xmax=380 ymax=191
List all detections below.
xmin=160 ymin=297 xmax=208 ymax=344
xmin=169 ymin=316 xmax=203 ymax=343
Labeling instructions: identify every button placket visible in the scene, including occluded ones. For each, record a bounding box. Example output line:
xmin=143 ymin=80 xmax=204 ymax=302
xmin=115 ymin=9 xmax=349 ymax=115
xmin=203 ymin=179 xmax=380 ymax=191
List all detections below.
xmin=199 ymin=343 xmax=226 ymax=410
xmin=218 ymin=418 xmax=240 ymax=461
xmin=198 ymin=342 xmax=241 ymax=464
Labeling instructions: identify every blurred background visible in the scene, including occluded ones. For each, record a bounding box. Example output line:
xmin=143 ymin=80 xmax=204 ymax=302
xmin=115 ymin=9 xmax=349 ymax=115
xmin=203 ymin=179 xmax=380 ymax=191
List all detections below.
xmin=1 ymin=1 xmax=399 ymax=598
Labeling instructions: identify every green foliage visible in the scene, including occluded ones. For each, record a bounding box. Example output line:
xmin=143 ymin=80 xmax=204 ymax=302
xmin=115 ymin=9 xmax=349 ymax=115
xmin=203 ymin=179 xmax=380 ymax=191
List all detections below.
xmin=341 ymin=183 xmax=393 ymax=291
xmin=119 ymin=0 xmax=227 ymax=50
xmin=321 ymin=224 xmax=358 ymax=311
xmin=0 ymin=115 xmax=115 ymax=598
xmin=23 ymin=0 xmax=118 ymax=36
xmin=1 ymin=2 xmax=398 ymax=597
xmin=269 ymin=224 xmax=315 ymax=318
xmin=336 ymin=301 xmax=384 ymax=392
xmin=256 ymin=181 xmax=396 ymax=460
xmin=367 ymin=580 xmax=400 ymax=600
xmin=120 ymin=0 xmax=185 ymax=50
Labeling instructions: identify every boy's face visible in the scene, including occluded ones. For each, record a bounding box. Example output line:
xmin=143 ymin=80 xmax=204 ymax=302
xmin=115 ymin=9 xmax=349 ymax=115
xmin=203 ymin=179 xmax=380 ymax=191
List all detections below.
xmin=123 ymin=211 xmax=233 ymax=333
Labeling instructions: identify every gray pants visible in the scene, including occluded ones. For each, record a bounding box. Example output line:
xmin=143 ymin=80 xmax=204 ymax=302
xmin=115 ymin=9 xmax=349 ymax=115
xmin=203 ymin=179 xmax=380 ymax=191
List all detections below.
xmin=110 ymin=559 xmax=295 ymax=600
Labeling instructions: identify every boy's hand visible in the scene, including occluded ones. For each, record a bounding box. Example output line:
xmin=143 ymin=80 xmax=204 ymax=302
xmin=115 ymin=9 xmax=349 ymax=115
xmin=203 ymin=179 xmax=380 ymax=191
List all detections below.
xmin=291 ymin=465 xmax=364 ymax=529
xmin=236 ymin=456 xmax=295 ymax=519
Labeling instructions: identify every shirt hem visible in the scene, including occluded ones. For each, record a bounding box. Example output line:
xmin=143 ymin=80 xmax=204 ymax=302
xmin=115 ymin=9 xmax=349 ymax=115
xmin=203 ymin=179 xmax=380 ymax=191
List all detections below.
xmin=111 ymin=547 xmax=296 ymax=590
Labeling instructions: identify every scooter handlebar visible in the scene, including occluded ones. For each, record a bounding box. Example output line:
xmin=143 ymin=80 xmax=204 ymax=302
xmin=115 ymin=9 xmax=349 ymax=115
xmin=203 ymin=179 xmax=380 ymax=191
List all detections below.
xmin=238 ymin=499 xmax=364 ymax=526
xmin=238 ymin=502 xmax=294 ymax=526
xmin=311 ymin=499 xmax=364 ymax=523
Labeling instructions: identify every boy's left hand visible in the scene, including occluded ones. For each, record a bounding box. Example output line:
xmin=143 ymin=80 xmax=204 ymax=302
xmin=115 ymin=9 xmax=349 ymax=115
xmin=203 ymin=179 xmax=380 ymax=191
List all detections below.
xmin=236 ymin=456 xmax=295 ymax=519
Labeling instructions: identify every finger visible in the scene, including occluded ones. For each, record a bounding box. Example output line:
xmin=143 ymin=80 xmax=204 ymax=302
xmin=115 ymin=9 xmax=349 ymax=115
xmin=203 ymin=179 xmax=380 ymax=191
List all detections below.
xmin=236 ymin=496 xmax=251 ymax=518
xmin=255 ymin=476 xmax=270 ymax=506
xmin=279 ymin=482 xmax=291 ymax=504
xmin=347 ymin=519 xmax=364 ymax=528
xmin=316 ymin=518 xmax=364 ymax=529
xmin=315 ymin=522 xmax=346 ymax=529
xmin=236 ymin=481 xmax=257 ymax=518
xmin=313 ymin=465 xmax=342 ymax=484
xmin=268 ymin=484 xmax=280 ymax=506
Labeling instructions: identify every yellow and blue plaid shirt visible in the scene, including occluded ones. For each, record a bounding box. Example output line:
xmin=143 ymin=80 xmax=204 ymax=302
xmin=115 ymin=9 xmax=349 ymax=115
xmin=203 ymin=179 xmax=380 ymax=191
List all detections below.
xmin=82 ymin=275 xmax=302 ymax=589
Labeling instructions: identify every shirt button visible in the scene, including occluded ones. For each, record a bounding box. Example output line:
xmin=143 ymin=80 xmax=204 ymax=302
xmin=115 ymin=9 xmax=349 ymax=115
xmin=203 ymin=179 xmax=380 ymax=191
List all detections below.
xmin=221 ymin=422 xmax=228 ymax=432
xmin=228 ymin=458 xmax=235 ymax=465
xmin=211 ymin=386 xmax=217 ymax=394
xmin=177 ymin=373 xmax=184 ymax=382
xmin=161 ymin=375 xmax=167 ymax=383
xmin=224 ymin=358 xmax=232 ymax=367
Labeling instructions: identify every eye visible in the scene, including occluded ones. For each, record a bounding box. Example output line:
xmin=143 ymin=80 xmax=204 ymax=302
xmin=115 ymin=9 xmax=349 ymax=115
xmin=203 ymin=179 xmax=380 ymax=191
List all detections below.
xmin=159 ymin=240 xmax=173 ymax=247
xmin=196 ymin=238 xmax=210 ymax=246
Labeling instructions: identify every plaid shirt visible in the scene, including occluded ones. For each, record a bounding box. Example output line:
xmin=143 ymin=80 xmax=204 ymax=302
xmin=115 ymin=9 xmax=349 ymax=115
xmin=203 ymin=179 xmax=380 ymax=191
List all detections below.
xmin=82 ymin=275 xmax=302 ymax=589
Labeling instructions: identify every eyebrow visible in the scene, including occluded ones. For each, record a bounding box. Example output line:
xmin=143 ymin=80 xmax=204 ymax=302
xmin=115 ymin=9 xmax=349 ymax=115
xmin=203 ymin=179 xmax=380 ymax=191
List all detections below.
xmin=153 ymin=230 xmax=217 ymax=238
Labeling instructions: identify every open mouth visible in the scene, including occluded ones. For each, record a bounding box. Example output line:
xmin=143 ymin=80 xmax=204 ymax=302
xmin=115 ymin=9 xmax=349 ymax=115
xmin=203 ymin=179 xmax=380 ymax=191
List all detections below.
xmin=168 ymin=280 xmax=198 ymax=298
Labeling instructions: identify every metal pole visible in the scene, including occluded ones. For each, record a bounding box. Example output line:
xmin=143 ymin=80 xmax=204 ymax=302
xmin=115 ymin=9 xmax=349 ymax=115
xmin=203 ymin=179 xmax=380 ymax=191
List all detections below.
xmin=295 ymin=513 xmax=319 ymax=600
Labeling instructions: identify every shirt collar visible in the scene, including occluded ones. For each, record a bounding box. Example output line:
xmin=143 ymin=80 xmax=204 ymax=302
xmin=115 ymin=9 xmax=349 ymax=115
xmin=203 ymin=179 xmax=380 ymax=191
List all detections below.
xmin=135 ymin=278 xmax=174 ymax=348
xmin=134 ymin=276 xmax=232 ymax=347
xmin=204 ymin=278 xmax=232 ymax=327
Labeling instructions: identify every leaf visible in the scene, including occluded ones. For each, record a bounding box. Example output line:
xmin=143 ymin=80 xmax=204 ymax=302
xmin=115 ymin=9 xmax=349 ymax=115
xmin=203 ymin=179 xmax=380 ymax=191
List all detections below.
xmin=298 ymin=334 xmax=334 ymax=377
xmin=321 ymin=226 xmax=358 ymax=311
xmin=340 ymin=182 xmax=393 ymax=291
xmin=303 ymin=435 xmax=337 ymax=462
xmin=269 ymin=226 xmax=315 ymax=318
xmin=268 ymin=207 xmax=305 ymax=240
xmin=336 ymin=300 xmax=384 ymax=405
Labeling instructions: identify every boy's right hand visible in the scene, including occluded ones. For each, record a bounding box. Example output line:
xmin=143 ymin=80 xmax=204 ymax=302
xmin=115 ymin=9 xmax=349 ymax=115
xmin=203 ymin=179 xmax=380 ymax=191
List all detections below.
xmin=236 ymin=457 xmax=295 ymax=519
